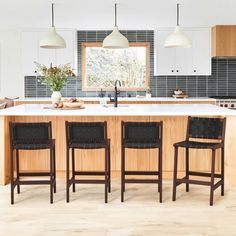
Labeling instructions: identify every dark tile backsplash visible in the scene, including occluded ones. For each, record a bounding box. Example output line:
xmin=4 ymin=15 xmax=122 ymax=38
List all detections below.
xmin=25 ymin=30 xmax=236 ymax=98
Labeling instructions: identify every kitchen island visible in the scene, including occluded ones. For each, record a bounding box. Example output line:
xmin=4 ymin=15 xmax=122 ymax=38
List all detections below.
xmin=1 ymin=103 xmax=236 ymax=187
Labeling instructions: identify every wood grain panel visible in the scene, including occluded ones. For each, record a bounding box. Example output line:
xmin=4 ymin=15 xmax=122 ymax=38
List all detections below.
xmin=212 ymin=25 xmax=236 ymax=57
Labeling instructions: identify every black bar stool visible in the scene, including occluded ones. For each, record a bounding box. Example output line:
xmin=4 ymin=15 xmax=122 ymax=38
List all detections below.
xmin=172 ymin=116 xmax=226 ymax=206
xmin=9 ymin=122 xmax=56 ymax=204
xmin=121 ymin=121 xmax=163 ymax=202
xmin=65 ymin=121 xmax=111 ymax=203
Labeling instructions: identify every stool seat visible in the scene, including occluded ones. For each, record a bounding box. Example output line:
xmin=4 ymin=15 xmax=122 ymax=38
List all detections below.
xmin=174 ymin=141 xmax=223 ymax=149
xmin=66 ymin=121 xmax=111 ymax=203
xmin=69 ymin=142 xmax=108 ymax=149
xmin=124 ymin=141 xmax=161 ymax=149
xmin=9 ymin=122 xmax=56 ymax=204
xmin=14 ymin=142 xmax=52 ymax=150
xmin=121 ymin=121 xmax=163 ymax=203
xmin=172 ymin=116 xmax=226 ymax=206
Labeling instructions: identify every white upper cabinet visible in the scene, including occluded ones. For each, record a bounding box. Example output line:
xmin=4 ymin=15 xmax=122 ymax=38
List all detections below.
xmin=55 ymin=31 xmax=75 ymax=67
xmin=154 ymin=28 xmax=211 ymax=76
xmin=21 ymin=29 xmax=76 ymax=76
xmin=192 ymin=30 xmax=211 ymax=75
xmin=21 ymin=32 xmax=38 ymax=75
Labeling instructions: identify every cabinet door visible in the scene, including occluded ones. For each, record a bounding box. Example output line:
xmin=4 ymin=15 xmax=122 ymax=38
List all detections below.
xmin=38 ymin=31 xmax=56 ymax=67
xmin=175 ymin=31 xmax=193 ymax=75
xmin=55 ymin=30 xmax=75 ymax=67
xmin=21 ymin=32 xmax=38 ymax=75
xmin=192 ymin=30 xmax=211 ymax=75
xmin=156 ymin=30 xmax=176 ymax=76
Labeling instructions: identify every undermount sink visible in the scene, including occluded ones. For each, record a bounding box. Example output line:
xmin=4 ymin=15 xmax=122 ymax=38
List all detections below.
xmin=102 ymin=104 xmax=129 ymax=108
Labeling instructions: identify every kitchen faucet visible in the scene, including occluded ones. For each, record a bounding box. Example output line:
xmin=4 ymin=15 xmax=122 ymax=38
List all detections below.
xmin=114 ymin=80 xmax=121 ymax=107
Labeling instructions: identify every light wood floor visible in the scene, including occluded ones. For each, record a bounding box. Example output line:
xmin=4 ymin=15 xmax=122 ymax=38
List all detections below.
xmin=0 ymin=181 xmax=236 ymax=236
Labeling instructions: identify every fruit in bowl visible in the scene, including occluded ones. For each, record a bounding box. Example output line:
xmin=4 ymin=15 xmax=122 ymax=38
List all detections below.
xmin=53 ymin=102 xmax=63 ymax=108
xmin=63 ymin=98 xmax=84 ymax=108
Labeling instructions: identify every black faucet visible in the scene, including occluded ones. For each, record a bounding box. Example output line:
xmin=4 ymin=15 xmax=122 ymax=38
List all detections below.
xmin=114 ymin=80 xmax=121 ymax=107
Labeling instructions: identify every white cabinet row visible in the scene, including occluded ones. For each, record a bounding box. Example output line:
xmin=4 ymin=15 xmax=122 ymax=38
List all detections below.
xmin=21 ymin=29 xmax=76 ymax=76
xmin=154 ymin=28 xmax=211 ymax=76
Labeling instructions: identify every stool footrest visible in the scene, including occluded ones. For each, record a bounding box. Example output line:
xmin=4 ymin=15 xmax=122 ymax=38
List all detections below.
xmin=125 ymin=171 xmax=159 ymax=175
xmin=125 ymin=179 xmax=160 ymax=184
xmin=14 ymin=180 xmax=53 ymax=185
xmin=176 ymin=178 xmax=211 ymax=186
xmin=70 ymin=179 xmax=106 ymax=184
xmin=74 ymin=171 xmax=105 ymax=176
xmin=18 ymin=172 xmax=52 ymax=177
xmin=213 ymin=180 xmax=223 ymax=190
xmin=188 ymin=171 xmax=222 ymax=178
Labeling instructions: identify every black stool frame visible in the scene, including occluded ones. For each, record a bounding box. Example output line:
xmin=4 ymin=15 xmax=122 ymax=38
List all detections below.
xmin=65 ymin=121 xmax=111 ymax=203
xmin=9 ymin=122 xmax=56 ymax=204
xmin=172 ymin=116 xmax=226 ymax=206
xmin=121 ymin=121 xmax=163 ymax=203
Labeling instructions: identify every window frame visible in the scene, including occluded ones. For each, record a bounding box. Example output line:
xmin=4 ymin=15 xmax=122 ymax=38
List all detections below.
xmin=81 ymin=42 xmax=150 ymax=91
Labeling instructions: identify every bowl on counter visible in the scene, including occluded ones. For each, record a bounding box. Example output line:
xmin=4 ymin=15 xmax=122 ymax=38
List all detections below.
xmin=63 ymin=101 xmax=84 ymax=108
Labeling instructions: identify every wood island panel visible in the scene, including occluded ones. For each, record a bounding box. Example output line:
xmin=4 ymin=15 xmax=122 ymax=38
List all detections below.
xmin=1 ymin=114 xmax=235 ymax=187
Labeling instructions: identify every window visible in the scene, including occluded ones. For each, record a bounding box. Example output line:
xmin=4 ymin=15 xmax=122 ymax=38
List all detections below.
xmin=81 ymin=42 xmax=150 ymax=91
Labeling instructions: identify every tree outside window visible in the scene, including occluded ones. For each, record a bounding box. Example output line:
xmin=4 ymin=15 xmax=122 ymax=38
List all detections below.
xmin=81 ymin=42 xmax=150 ymax=91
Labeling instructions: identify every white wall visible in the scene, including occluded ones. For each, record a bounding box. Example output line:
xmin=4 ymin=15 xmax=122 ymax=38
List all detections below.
xmin=0 ymin=30 xmax=23 ymax=98
xmin=0 ymin=0 xmax=236 ymax=97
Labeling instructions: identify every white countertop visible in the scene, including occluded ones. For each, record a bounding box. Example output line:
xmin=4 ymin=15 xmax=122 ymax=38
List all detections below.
xmin=15 ymin=97 xmax=216 ymax=102
xmin=0 ymin=104 xmax=235 ymax=117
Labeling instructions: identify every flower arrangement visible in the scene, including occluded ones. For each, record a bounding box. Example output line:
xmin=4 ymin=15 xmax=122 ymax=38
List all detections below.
xmin=34 ymin=62 xmax=75 ymax=91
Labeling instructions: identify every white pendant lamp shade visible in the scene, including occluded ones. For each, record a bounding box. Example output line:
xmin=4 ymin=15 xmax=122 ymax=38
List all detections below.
xmin=164 ymin=4 xmax=191 ymax=48
xmin=40 ymin=27 xmax=66 ymax=49
xmin=40 ymin=3 xmax=66 ymax=49
xmin=164 ymin=26 xmax=191 ymax=48
xmin=103 ymin=26 xmax=129 ymax=49
xmin=103 ymin=3 xmax=129 ymax=49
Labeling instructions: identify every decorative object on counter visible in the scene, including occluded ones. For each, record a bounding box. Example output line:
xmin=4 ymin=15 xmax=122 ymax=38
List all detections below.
xmin=172 ymin=88 xmax=188 ymax=98
xmin=44 ymin=98 xmax=84 ymax=110
xmin=35 ymin=62 xmax=75 ymax=104
xmin=62 ymin=98 xmax=84 ymax=108
xmin=103 ymin=3 xmax=129 ymax=49
xmin=40 ymin=3 xmax=66 ymax=49
xmin=164 ymin=3 xmax=191 ymax=48
xmin=146 ymin=86 xmax=152 ymax=98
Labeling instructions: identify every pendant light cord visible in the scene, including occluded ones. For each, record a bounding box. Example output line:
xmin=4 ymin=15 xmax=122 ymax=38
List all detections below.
xmin=115 ymin=3 xmax=117 ymax=27
xmin=177 ymin=3 xmax=180 ymax=26
xmin=51 ymin=3 xmax=55 ymax=27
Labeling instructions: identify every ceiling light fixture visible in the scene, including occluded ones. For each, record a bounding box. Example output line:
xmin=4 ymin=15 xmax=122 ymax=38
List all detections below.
xmin=40 ymin=3 xmax=66 ymax=49
xmin=103 ymin=3 xmax=129 ymax=49
xmin=164 ymin=3 xmax=191 ymax=48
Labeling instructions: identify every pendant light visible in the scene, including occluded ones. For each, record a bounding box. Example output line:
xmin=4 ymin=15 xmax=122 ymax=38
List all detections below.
xmin=164 ymin=3 xmax=191 ymax=48
xmin=40 ymin=3 xmax=66 ymax=49
xmin=103 ymin=3 xmax=129 ymax=49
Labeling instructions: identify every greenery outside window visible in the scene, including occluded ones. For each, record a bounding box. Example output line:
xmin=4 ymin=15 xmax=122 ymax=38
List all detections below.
xmin=81 ymin=42 xmax=150 ymax=91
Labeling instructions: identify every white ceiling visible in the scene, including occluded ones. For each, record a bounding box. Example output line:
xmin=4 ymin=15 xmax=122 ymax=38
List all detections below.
xmin=0 ymin=0 xmax=236 ymax=30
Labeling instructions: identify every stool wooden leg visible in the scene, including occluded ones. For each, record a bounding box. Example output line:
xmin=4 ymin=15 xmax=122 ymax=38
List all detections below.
xmin=221 ymin=147 xmax=224 ymax=196
xmin=16 ymin=149 xmax=20 ymax=194
xmin=172 ymin=146 xmax=178 ymax=201
xmin=53 ymin=145 xmax=56 ymax=193
xmin=104 ymin=146 xmax=108 ymax=203
xmin=108 ymin=144 xmax=111 ymax=193
xmin=186 ymin=148 xmax=189 ymax=192
xmin=121 ymin=147 xmax=125 ymax=202
xmin=66 ymin=148 xmax=70 ymax=203
xmin=158 ymin=146 xmax=163 ymax=203
xmin=72 ymin=148 xmax=76 ymax=193
xmin=10 ymin=148 xmax=14 ymax=205
xmin=210 ymin=149 xmax=216 ymax=206
xmin=50 ymin=148 xmax=53 ymax=204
